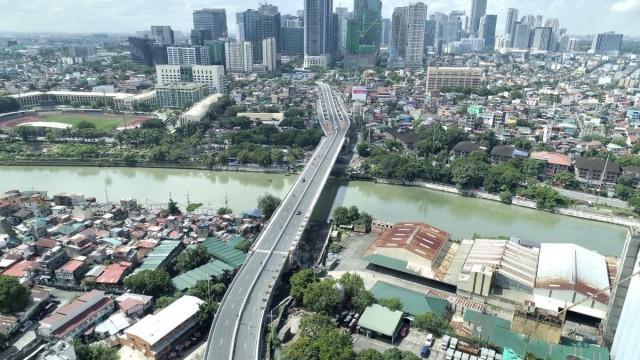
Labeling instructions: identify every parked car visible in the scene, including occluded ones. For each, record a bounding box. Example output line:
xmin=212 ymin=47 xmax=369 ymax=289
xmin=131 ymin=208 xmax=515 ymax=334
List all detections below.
xmin=19 ymin=320 xmax=32 ymax=332
xmin=449 ymin=337 xmax=459 ymax=350
xmin=454 ymin=350 xmax=463 ymax=360
xmin=441 ymin=335 xmax=451 ymax=350
xmin=420 ymin=346 xmax=431 ymax=358
xmin=445 ymin=349 xmax=455 ymax=360
xmin=425 ymin=333 xmax=434 ymax=347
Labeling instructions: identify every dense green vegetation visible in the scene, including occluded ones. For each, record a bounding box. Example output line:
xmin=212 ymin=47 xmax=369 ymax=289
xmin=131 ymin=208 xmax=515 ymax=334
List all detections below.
xmin=258 ymin=193 xmax=281 ymax=220
xmin=333 ymin=205 xmax=373 ymax=229
xmin=0 ymin=96 xmax=20 ymax=113
xmin=171 ymin=245 xmax=211 ymax=274
xmin=74 ymin=340 xmax=118 ymax=360
xmin=0 ymin=275 xmax=29 ymax=314
xmin=123 ymin=269 xmax=174 ymax=298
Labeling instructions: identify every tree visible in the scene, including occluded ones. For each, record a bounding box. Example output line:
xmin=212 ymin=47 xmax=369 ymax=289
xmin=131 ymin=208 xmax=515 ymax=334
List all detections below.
xmin=197 ymin=299 xmax=219 ymax=326
xmin=333 ymin=206 xmax=351 ymax=226
xmin=483 ymin=164 xmax=524 ymax=193
xmin=155 ymin=296 xmax=177 ymax=309
xmin=352 ymin=289 xmax=375 ymax=313
xmin=124 ymin=269 xmax=174 ymax=298
xmin=299 ymin=314 xmax=335 ymax=338
xmin=74 ymin=340 xmax=118 ymax=360
xmin=339 ymin=272 xmax=365 ymax=300
xmin=258 ymin=193 xmax=281 ymax=220
xmin=0 ymin=275 xmax=29 ymax=314
xmin=413 ymin=312 xmax=451 ymax=337
xmin=302 ymin=278 xmax=340 ymax=315
xmin=75 ymin=121 xmax=96 ymax=129
xmin=381 ymin=348 xmax=420 ymax=360
xmin=450 ymin=151 xmax=489 ymax=190
xmin=0 ymin=97 xmax=20 ymax=113
xmin=499 ymin=190 xmax=513 ymax=204
xmin=628 ymin=194 xmax=640 ymax=214
xmin=378 ymin=297 xmax=403 ymax=311
xmin=284 ymin=325 xmax=353 ymax=360
xmin=217 ymin=207 xmax=233 ymax=215
xmin=357 ymin=143 xmax=371 ymax=157
xmin=290 ymin=269 xmax=317 ymax=303
xmin=173 ymin=245 xmax=211 ymax=273
xmin=167 ymin=198 xmax=181 ymax=216
xmin=187 ymin=279 xmax=226 ymax=302
xmin=357 ymin=349 xmax=384 ymax=360
xmin=553 ymin=172 xmax=580 ymax=190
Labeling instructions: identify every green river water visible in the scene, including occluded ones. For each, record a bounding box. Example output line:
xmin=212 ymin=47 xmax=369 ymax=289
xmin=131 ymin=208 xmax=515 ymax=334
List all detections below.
xmin=0 ymin=166 xmax=627 ymax=256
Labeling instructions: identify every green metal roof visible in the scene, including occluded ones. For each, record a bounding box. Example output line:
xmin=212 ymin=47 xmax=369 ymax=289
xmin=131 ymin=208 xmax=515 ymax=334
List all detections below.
xmin=370 ymin=281 xmax=448 ymax=317
xmin=463 ymin=310 xmax=610 ymax=360
xmin=137 ymin=240 xmax=182 ymax=272
xmin=203 ymin=237 xmax=246 ymax=269
xmin=357 ymin=304 xmax=404 ymax=337
xmin=363 ymin=254 xmax=420 ymax=276
xmin=172 ymin=260 xmax=234 ymax=291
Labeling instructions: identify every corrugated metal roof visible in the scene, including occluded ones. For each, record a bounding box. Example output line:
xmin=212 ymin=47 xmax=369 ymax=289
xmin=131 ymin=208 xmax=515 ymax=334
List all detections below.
xmin=375 ymin=223 xmax=449 ymax=261
xmin=203 ymin=237 xmax=246 ymax=269
xmin=357 ymin=304 xmax=404 ymax=337
xmin=370 ymin=281 xmax=448 ymax=317
xmin=536 ymin=243 xmax=610 ymax=303
xmin=172 ymin=260 xmax=234 ymax=291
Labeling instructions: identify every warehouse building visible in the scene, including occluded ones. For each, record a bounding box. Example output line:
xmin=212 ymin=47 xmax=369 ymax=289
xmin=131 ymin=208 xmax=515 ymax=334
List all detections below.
xmin=178 ymin=93 xmax=223 ymax=127
xmin=10 ymin=90 xmax=156 ymax=111
xmin=120 ymin=295 xmax=203 ymax=359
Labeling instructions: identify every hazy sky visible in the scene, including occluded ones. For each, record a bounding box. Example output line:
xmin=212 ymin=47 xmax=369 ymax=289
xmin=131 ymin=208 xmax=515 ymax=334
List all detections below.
xmin=0 ymin=0 xmax=638 ymax=36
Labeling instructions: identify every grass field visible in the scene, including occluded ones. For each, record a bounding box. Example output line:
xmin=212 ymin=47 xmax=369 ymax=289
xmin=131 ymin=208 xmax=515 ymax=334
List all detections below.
xmin=40 ymin=114 xmax=127 ymax=131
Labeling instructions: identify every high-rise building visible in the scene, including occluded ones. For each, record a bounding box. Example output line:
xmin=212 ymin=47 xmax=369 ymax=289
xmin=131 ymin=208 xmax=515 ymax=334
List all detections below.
xmin=381 ymin=18 xmax=392 ymax=47
xmin=128 ymin=37 xmax=155 ymax=67
xmin=390 ymin=6 xmax=408 ymax=58
xmin=167 ymin=46 xmax=210 ymax=65
xmin=304 ymin=0 xmax=335 ymax=67
xmin=156 ymin=65 xmax=225 ymax=94
xmin=352 ymin=0 xmax=382 ymax=53
xmin=479 ymin=15 xmax=497 ymax=51
xmin=150 ymin=26 xmax=174 ymax=46
xmin=567 ymin=38 xmax=578 ymax=52
xmin=241 ymin=5 xmax=281 ymax=64
xmin=505 ymin=8 xmax=518 ymax=44
xmin=335 ymin=7 xmax=351 ymax=56
xmin=281 ymin=15 xmax=304 ymax=56
xmin=535 ymin=15 xmax=543 ymax=27
xmin=469 ymin=0 xmax=487 ymax=36
xmin=605 ymin=229 xmax=640 ymax=357
xmin=236 ymin=13 xmax=245 ymax=42
xmin=405 ymin=2 xmax=428 ymax=69
xmin=425 ymin=20 xmax=436 ymax=48
xmin=531 ymin=27 xmax=552 ymax=51
xmin=444 ymin=11 xmax=465 ymax=42
xmin=224 ymin=41 xmax=253 ymax=73
xmin=544 ymin=18 xmax=560 ymax=34
xmin=193 ymin=9 xmax=227 ymax=42
xmin=262 ymin=37 xmax=277 ymax=73
xmin=204 ymin=40 xmax=226 ymax=65
xmin=512 ymin=23 xmax=531 ymax=49
xmin=590 ymin=32 xmax=624 ymax=55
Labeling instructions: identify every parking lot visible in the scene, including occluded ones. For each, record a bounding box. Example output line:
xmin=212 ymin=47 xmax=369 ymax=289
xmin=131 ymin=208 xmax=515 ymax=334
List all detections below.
xmin=352 ymin=327 xmax=447 ymax=359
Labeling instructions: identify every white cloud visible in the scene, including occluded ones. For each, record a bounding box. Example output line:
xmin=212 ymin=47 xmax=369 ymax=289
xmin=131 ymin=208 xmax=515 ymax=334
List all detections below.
xmin=611 ymin=0 xmax=639 ymax=11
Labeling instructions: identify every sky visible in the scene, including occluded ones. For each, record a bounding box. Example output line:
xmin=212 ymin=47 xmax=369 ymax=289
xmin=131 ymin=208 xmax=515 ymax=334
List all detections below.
xmin=0 ymin=0 xmax=638 ymax=37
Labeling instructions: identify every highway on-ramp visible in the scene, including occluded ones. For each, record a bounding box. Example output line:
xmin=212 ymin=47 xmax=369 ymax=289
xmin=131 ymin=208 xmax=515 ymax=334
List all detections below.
xmin=205 ymin=82 xmax=350 ymax=360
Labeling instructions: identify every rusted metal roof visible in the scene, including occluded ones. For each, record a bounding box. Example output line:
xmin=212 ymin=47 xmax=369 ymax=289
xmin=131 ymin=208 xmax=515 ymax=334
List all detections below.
xmin=375 ymin=223 xmax=449 ymax=261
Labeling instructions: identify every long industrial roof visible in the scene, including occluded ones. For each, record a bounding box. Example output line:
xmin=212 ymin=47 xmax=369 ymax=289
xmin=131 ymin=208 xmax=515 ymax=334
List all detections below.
xmin=375 ymin=223 xmax=449 ymax=261
xmin=535 ymin=243 xmax=611 ymax=303
xmin=203 ymin=237 xmax=246 ymax=269
xmin=180 ymin=93 xmax=223 ymax=121
xmin=125 ymin=295 xmax=203 ymax=347
xmin=370 ymin=281 xmax=448 ymax=317
xmin=172 ymin=260 xmax=234 ymax=291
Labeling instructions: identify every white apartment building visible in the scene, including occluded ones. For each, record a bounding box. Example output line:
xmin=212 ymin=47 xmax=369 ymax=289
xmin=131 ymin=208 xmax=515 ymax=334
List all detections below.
xmin=262 ymin=37 xmax=277 ymax=73
xmin=225 ymin=41 xmax=253 ymax=73
xmin=156 ymin=65 xmax=225 ymax=94
xmin=167 ymin=46 xmax=210 ymax=65
xmin=404 ymin=2 xmax=428 ymax=69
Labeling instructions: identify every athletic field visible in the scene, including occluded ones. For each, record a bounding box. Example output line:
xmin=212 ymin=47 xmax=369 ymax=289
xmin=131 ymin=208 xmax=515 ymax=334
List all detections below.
xmin=0 ymin=111 xmax=154 ymax=131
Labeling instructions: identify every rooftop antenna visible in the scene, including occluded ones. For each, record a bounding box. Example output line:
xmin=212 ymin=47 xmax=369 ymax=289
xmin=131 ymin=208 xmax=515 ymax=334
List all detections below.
xmin=186 ymin=191 xmax=190 ymax=205
xmin=104 ymin=187 xmax=109 ymax=203
xmin=225 ymin=192 xmax=229 ymax=209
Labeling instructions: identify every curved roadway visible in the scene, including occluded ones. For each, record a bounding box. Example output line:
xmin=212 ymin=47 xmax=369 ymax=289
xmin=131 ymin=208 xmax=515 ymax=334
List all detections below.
xmin=205 ymin=82 xmax=350 ymax=360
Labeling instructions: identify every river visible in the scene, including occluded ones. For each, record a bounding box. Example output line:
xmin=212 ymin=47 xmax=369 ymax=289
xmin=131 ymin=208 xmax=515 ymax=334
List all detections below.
xmin=0 ymin=166 xmax=627 ymax=256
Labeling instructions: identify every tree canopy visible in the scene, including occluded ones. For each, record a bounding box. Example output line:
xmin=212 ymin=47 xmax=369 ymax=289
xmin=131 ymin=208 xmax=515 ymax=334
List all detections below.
xmin=0 ymin=275 xmax=29 ymax=314
xmin=123 ymin=269 xmax=174 ymax=298
xmin=258 ymin=193 xmax=281 ymax=220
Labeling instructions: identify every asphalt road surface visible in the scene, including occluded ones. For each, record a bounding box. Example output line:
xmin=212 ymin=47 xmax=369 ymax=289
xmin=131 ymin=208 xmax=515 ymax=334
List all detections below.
xmin=205 ymin=82 xmax=350 ymax=360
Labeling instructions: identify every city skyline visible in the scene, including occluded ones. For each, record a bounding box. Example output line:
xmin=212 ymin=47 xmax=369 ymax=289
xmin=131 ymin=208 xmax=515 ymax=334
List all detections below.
xmin=0 ymin=0 xmax=639 ymax=37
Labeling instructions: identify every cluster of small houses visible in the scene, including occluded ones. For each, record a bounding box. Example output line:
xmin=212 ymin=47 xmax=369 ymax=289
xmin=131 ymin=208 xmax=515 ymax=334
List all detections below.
xmin=0 ymin=189 xmax=261 ymax=359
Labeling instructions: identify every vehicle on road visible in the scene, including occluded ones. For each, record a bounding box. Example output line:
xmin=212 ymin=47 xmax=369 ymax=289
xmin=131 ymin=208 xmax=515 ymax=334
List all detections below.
xmin=420 ymin=346 xmax=431 ymax=358
xmin=296 ymin=210 xmax=301 ymax=215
